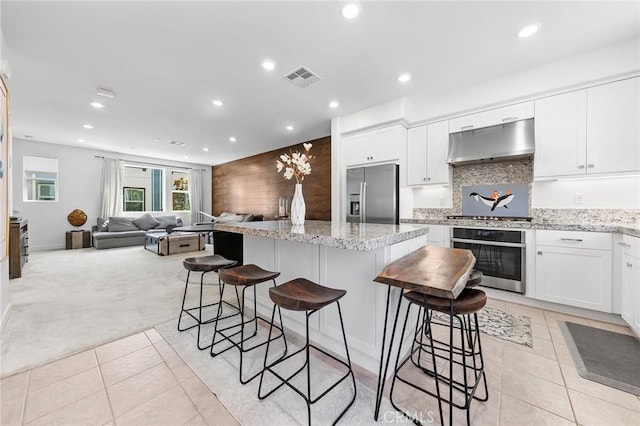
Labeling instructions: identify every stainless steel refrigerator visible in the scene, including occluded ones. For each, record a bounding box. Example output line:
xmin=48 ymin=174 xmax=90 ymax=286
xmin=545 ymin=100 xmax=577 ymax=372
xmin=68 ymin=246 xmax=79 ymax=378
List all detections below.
xmin=346 ymin=164 xmax=399 ymax=224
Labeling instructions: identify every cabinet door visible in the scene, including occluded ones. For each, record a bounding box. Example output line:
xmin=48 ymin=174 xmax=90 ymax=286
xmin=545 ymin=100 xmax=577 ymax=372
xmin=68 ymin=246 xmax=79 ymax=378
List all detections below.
xmin=621 ymin=253 xmax=638 ymax=327
xmin=407 ymin=126 xmax=427 ymax=185
xmin=536 ymin=246 xmax=612 ymax=312
xmin=426 ymin=121 xmax=450 ymax=185
xmin=586 ymin=77 xmax=640 ymax=174
xmin=344 ymin=133 xmax=370 ymax=166
xmin=534 ymin=91 xmax=587 ymax=178
xmin=369 ymin=126 xmax=401 ymax=163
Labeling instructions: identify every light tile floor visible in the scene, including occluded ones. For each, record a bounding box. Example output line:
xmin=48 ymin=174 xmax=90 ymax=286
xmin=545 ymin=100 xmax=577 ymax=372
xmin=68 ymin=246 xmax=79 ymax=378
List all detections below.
xmin=1 ymin=300 xmax=639 ymax=425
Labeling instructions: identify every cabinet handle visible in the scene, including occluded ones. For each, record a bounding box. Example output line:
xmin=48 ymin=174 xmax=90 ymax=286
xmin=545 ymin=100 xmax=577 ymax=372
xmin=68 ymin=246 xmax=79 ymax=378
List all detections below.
xmin=627 ymin=263 xmax=633 ymax=268
xmin=578 ymin=165 xmax=585 ymax=169
xmin=587 ymin=164 xmax=594 ymax=168
xmin=617 ymin=242 xmax=632 ymax=248
xmin=423 ymin=177 xmax=426 ymax=181
xmin=427 ymin=177 xmax=431 ymax=181
xmin=537 ymin=251 xmax=543 ymax=255
xmin=561 ymin=238 xmax=583 ymax=242
xmin=461 ymin=125 xmax=474 ymax=130
xmin=502 ymin=116 xmax=518 ymax=122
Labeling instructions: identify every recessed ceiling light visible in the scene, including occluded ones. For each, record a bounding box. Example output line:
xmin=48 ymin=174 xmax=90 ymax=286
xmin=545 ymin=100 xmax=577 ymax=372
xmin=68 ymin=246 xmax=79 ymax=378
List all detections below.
xmin=261 ymin=60 xmax=275 ymax=71
xmin=286 ymin=125 xmax=294 ymax=131
xmin=202 ymin=147 xmax=210 ymax=152
xmin=82 ymin=123 xmax=94 ymax=129
xmin=398 ymin=73 xmax=412 ymax=83
xmin=518 ymin=24 xmax=539 ymax=38
xmin=212 ymin=99 xmax=223 ymax=107
xmin=229 ymin=136 xmax=237 ymax=142
xmin=153 ymin=138 xmax=161 ymax=142
xmin=329 ymin=101 xmax=340 ymax=108
xmin=183 ymin=155 xmax=189 ymax=159
xmin=342 ymin=3 xmax=359 ymax=19
xmin=90 ymin=101 xmax=105 ymax=109
xmin=77 ymin=138 xmax=86 ymax=143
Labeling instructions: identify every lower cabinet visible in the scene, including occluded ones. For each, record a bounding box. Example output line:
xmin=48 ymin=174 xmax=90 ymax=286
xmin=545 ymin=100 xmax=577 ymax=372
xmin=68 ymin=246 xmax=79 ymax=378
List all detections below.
xmin=620 ymin=235 xmax=640 ymax=336
xmin=535 ymin=230 xmax=612 ymax=313
xmin=424 ymin=224 xmax=449 ymax=247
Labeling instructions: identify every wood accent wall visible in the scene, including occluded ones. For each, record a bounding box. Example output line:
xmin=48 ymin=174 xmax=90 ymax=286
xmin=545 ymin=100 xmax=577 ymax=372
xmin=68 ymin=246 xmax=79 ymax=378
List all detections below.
xmin=212 ymin=136 xmax=331 ymax=220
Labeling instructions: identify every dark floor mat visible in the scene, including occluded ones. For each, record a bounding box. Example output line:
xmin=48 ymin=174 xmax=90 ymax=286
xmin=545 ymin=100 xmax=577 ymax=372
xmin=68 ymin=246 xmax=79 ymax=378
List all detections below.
xmin=559 ymin=321 xmax=640 ymax=396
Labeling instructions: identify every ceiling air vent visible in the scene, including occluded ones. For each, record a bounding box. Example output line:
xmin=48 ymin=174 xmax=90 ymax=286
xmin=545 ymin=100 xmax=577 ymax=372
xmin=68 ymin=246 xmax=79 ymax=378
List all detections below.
xmin=168 ymin=140 xmax=186 ymax=147
xmin=284 ymin=66 xmax=321 ymax=88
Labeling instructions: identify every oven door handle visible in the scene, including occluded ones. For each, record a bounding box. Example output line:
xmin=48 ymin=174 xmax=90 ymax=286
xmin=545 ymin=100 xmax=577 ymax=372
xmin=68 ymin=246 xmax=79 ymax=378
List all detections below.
xmin=451 ymin=237 xmax=525 ymax=248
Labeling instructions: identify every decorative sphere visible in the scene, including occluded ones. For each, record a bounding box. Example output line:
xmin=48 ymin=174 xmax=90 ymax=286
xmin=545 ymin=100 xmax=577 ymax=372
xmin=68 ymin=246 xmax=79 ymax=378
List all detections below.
xmin=67 ymin=209 xmax=87 ymax=227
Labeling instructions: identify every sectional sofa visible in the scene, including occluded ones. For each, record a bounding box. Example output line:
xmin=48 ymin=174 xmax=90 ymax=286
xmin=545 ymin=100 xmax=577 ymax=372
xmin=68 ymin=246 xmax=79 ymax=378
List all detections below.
xmin=91 ymin=214 xmax=183 ymax=249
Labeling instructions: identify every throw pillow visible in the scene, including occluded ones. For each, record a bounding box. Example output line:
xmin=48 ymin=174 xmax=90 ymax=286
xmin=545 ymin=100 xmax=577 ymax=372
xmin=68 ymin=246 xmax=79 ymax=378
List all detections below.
xmin=215 ymin=214 xmax=245 ymax=223
xmin=154 ymin=215 xmax=178 ymax=228
xmin=97 ymin=217 xmax=109 ymax=232
xmin=107 ymin=217 xmax=139 ymax=232
xmin=132 ymin=213 xmax=160 ymax=231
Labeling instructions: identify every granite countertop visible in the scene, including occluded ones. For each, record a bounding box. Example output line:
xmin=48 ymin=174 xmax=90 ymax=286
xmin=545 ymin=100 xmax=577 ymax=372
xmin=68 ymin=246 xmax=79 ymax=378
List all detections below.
xmin=214 ymin=220 xmax=429 ymax=251
xmin=401 ymin=218 xmax=640 ymax=238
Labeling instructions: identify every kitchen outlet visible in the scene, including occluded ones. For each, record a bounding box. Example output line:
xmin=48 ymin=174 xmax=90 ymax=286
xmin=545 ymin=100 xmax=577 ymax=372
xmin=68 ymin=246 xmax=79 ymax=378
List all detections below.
xmin=574 ymin=193 xmax=584 ymax=205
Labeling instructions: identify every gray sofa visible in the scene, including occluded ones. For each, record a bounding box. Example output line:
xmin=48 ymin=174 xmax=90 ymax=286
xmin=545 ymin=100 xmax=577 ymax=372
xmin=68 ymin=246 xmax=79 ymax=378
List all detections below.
xmin=91 ymin=214 xmax=183 ymax=249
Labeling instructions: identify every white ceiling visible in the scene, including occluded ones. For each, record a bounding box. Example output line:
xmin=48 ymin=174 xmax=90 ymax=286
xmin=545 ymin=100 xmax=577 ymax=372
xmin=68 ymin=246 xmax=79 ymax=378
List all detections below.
xmin=2 ymin=1 xmax=639 ymax=166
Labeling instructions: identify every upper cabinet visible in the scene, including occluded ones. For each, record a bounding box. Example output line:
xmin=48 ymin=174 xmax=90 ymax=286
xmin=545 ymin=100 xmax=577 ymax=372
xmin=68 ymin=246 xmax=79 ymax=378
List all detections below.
xmin=534 ymin=77 xmax=640 ymax=179
xmin=406 ymin=121 xmax=449 ymax=186
xmin=534 ymin=91 xmax=587 ymax=178
xmin=344 ymin=125 xmax=403 ymax=167
xmin=449 ymin=102 xmax=534 ymax=133
xmin=586 ymin=78 xmax=640 ymax=174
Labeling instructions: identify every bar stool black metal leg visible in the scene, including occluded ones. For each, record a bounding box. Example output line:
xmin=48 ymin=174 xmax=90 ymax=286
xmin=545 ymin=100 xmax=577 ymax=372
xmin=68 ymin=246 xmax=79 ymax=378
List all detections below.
xmin=177 ymin=270 xmax=192 ymax=332
xmin=374 ymin=286 xmax=404 ymax=421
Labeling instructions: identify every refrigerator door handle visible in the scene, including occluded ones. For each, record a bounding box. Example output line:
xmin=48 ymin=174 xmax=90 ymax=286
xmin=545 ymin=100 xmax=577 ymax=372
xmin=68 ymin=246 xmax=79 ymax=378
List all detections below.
xmin=360 ymin=182 xmax=366 ymax=223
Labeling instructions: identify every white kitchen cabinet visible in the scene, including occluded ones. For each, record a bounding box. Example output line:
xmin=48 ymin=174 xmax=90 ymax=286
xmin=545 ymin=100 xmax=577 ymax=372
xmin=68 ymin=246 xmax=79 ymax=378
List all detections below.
xmin=534 ymin=91 xmax=587 ymax=178
xmin=425 ymin=224 xmax=450 ymax=247
xmin=344 ymin=125 xmax=403 ymax=167
xmin=619 ymin=235 xmax=640 ymax=336
xmin=449 ymin=101 xmax=534 ymax=133
xmin=534 ymin=77 xmax=640 ymax=179
xmin=407 ymin=126 xmax=427 ymax=185
xmin=535 ymin=230 xmax=612 ymax=312
xmin=406 ymin=121 xmax=449 ymax=186
xmin=586 ymin=77 xmax=640 ymax=174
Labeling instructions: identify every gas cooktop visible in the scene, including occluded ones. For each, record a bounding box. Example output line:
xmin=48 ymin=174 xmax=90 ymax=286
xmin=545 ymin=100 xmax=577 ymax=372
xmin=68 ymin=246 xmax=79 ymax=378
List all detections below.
xmin=447 ymin=215 xmax=533 ymax=222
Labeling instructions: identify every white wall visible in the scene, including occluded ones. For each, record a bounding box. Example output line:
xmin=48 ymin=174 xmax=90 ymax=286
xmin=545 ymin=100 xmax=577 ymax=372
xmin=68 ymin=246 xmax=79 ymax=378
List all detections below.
xmin=11 ymin=138 xmax=212 ymax=251
xmin=0 ymin=0 xmax=10 ymax=329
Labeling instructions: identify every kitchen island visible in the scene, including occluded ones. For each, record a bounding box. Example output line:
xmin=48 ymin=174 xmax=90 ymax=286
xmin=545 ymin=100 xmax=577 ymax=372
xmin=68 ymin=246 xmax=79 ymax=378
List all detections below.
xmin=214 ymin=220 xmax=429 ymax=372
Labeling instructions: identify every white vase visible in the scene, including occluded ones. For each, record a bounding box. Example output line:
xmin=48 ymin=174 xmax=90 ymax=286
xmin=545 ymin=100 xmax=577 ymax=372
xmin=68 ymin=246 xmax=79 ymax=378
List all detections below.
xmin=290 ymin=183 xmax=306 ymax=225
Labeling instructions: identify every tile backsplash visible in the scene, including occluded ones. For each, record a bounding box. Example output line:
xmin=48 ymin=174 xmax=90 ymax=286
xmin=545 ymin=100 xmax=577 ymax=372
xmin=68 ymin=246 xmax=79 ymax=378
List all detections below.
xmin=451 ymin=159 xmax=533 ymax=214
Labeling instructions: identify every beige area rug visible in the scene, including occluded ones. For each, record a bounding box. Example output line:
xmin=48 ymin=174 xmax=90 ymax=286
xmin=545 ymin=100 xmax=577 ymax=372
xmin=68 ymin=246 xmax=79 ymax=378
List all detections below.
xmin=0 ymin=245 xmax=228 ymax=377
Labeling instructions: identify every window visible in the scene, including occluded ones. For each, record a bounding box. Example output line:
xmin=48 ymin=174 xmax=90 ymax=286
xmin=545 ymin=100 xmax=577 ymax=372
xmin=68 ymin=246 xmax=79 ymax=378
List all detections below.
xmin=122 ymin=165 xmax=164 ymax=212
xmin=123 ymin=187 xmax=145 ymax=211
xmin=171 ymin=170 xmax=190 ymax=211
xmin=24 ymin=155 xmax=58 ymax=201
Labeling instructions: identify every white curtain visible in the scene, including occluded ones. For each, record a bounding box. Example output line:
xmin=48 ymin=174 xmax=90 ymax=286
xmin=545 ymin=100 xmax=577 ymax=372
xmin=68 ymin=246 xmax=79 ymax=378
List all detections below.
xmin=100 ymin=158 xmax=124 ymax=219
xmin=189 ymin=168 xmax=204 ymax=225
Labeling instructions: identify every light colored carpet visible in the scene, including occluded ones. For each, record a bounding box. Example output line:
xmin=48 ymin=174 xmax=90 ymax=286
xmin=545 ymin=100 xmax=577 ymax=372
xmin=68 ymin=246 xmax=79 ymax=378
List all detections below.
xmin=0 ymin=245 xmax=227 ymax=377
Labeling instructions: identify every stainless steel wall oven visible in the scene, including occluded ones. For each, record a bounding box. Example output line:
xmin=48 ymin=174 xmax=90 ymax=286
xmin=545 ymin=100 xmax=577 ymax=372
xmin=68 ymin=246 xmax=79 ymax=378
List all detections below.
xmin=451 ymin=227 xmax=526 ymax=294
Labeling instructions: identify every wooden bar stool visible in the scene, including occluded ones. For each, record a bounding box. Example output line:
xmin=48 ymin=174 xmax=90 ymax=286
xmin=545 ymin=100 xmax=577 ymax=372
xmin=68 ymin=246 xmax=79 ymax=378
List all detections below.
xmin=390 ymin=288 xmax=489 ymax=426
xmin=178 ymin=254 xmax=238 ymax=350
xmin=258 ymin=278 xmax=357 ymax=426
xmin=211 ymin=264 xmax=288 ymax=384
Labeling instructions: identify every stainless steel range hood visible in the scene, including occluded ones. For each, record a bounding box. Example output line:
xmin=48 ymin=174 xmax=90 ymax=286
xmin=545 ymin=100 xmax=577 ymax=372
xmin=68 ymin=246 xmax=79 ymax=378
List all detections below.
xmin=447 ymin=118 xmax=535 ymax=166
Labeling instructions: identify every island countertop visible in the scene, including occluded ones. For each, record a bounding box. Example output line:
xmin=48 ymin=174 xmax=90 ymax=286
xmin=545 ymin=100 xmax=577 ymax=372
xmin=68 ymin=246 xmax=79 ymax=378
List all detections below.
xmin=214 ymin=220 xmax=429 ymax=251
